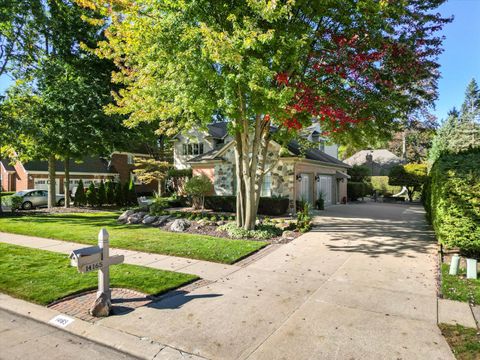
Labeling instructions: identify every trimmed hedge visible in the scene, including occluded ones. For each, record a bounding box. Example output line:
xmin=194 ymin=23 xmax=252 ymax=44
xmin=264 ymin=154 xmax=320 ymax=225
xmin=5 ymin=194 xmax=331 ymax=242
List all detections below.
xmin=204 ymin=196 xmax=290 ymax=215
xmin=347 ymin=181 xmax=369 ymax=201
xmin=370 ymin=176 xmax=402 ymax=196
xmin=425 ymin=149 xmax=480 ymax=255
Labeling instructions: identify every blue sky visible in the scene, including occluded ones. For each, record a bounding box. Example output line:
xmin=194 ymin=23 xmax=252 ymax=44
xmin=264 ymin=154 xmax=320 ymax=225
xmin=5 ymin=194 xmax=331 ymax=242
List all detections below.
xmin=1 ymin=0 xmax=479 ymax=123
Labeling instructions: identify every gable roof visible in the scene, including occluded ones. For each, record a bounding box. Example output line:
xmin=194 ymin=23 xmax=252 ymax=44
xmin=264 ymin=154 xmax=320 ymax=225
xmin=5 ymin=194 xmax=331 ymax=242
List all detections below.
xmin=188 ymin=139 xmax=349 ymax=168
xmin=0 ymin=159 xmax=15 ymax=172
xmin=21 ymin=157 xmax=117 ymax=174
xmin=344 ymin=149 xmax=403 ymax=167
xmin=207 ymin=122 xmax=229 ymax=139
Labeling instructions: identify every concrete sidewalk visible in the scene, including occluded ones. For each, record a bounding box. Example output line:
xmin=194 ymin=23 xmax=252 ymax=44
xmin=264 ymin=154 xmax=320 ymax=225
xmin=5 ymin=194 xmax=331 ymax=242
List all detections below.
xmin=0 ymin=203 xmax=455 ymax=359
xmin=0 ymin=232 xmax=241 ymax=281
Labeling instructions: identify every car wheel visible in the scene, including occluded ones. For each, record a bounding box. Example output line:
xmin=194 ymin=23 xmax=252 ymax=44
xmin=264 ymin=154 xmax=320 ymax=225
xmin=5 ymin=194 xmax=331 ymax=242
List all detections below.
xmin=57 ymin=199 xmax=65 ymax=207
xmin=22 ymin=201 xmax=33 ymax=210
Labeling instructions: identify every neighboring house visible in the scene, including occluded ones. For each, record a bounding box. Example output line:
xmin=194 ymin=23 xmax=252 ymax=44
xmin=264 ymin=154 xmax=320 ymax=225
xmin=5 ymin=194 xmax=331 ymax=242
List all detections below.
xmin=0 ymin=152 xmax=158 ymax=195
xmin=173 ymin=122 xmax=350 ymax=210
xmin=343 ymin=149 xmax=404 ymax=176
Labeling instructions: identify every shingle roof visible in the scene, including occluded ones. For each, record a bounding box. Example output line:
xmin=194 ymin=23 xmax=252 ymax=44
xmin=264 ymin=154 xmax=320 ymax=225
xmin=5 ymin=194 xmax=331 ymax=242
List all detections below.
xmin=287 ymin=141 xmax=350 ymax=168
xmin=207 ymin=122 xmax=228 ymax=139
xmin=343 ymin=149 xmax=403 ymax=167
xmin=22 ymin=157 xmax=117 ymax=174
xmin=0 ymin=159 xmax=15 ymax=172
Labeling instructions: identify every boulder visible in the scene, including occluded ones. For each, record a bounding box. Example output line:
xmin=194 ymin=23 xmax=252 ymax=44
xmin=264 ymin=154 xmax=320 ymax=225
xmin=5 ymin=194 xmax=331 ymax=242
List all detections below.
xmin=153 ymin=215 xmax=170 ymax=227
xmin=216 ymin=221 xmax=226 ymax=226
xmin=89 ymin=293 xmax=111 ymax=317
xmin=142 ymin=215 xmax=158 ymax=225
xmin=170 ymin=219 xmax=191 ymax=232
xmin=281 ymin=230 xmax=296 ymax=240
xmin=127 ymin=213 xmax=143 ymax=224
xmin=118 ymin=209 xmax=135 ymax=223
xmin=275 ymin=223 xmax=290 ymax=231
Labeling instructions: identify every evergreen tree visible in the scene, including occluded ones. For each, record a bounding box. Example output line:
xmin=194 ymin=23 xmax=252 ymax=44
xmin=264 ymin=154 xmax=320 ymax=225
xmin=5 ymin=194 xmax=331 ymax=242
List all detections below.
xmin=123 ymin=179 xmax=137 ymax=206
xmin=86 ymin=182 xmax=97 ymax=207
xmin=461 ymin=79 xmax=480 ymax=123
xmin=114 ymin=181 xmax=124 ymax=206
xmin=97 ymin=180 xmax=106 ymax=207
xmin=74 ymin=179 xmax=86 ymax=206
xmin=105 ymin=180 xmax=115 ymax=205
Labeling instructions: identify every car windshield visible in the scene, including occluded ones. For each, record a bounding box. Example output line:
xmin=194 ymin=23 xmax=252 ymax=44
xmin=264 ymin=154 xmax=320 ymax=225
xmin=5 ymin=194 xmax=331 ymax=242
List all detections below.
xmin=14 ymin=191 xmax=28 ymax=196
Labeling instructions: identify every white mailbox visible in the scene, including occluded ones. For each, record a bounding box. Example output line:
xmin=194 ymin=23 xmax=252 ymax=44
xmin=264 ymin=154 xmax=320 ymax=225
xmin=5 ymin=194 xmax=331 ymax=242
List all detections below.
xmin=69 ymin=246 xmax=102 ymax=271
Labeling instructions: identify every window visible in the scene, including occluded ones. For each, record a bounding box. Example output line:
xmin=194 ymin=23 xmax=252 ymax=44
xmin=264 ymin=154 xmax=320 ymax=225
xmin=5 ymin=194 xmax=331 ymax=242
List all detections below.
xmin=261 ymin=172 xmax=272 ymax=197
xmin=182 ymin=142 xmax=204 ymax=156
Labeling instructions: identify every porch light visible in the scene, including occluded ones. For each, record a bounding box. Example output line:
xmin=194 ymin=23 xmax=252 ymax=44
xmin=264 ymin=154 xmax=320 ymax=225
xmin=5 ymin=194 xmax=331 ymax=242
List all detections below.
xmin=314 ymin=175 xmax=320 ymax=182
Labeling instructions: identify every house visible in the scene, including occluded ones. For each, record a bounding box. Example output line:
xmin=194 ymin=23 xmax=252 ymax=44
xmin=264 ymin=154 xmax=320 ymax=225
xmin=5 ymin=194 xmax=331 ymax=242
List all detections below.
xmin=173 ymin=122 xmax=350 ymax=210
xmin=343 ymin=149 xmax=404 ymax=176
xmin=0 ymin=152 xmax=158 ymax=195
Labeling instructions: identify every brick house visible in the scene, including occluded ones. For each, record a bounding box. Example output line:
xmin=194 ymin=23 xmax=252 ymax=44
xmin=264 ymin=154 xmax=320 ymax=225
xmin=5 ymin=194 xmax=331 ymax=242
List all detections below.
xmin=173 ymin=122 xmax=350 ymax=209
xmin=1 ymin=152 xmax=158 ymax=195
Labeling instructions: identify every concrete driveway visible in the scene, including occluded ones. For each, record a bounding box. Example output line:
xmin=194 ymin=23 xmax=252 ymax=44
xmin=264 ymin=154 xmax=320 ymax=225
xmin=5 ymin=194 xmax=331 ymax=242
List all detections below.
xmin=99 ymin=203 xmax=453 ymax=359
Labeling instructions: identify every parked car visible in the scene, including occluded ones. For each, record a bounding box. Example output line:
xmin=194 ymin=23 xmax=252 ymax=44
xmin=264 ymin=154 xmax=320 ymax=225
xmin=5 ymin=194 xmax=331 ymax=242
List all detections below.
xmin=13 ymin=190 xmax=65 ymax=210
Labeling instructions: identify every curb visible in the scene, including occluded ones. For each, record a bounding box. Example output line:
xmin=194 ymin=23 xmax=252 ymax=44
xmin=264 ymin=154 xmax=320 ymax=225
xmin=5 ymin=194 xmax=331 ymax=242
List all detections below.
xmin=0 ymin=293 xmax=203 ymax=360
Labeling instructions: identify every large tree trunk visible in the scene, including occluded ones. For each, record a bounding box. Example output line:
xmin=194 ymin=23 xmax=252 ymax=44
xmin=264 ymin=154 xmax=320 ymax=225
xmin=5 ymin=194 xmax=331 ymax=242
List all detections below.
xmin=48 ymin=155 xmax=56 ymax=209
xmin=233 ymin=114 xmax=271 ymax=230
xmin=64 ymin=157 xmax=70 ymax=208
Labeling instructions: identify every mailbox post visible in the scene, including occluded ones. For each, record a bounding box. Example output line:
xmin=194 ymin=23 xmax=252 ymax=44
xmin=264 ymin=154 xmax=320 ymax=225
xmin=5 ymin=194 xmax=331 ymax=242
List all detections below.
xmin=69 ymin=228 xmax=124 ymax=317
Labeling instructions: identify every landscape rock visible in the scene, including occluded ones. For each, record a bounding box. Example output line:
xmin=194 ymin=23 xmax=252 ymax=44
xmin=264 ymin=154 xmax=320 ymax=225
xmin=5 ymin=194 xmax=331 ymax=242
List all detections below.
xmin=142 ymin=215 xmax=157 ymax=225
xmin=118 ymin=209 xmax=135 ymax=223
xmin=275 ymin=223 xmax=291 ymax=231
xmin=127 ymin=213 xmax=143 ymax=224
xmin=89 ymin=293 xmax=111 ymax=317
xmin=170 ymin=219 xmax=191 ymax=232
xmin=152 ymin=215 xmax=170 ymax=227
xmin=216 ymin=221 xmax=226 ymax=226
xmin=281 ymin=230 xmax=296 ymax=240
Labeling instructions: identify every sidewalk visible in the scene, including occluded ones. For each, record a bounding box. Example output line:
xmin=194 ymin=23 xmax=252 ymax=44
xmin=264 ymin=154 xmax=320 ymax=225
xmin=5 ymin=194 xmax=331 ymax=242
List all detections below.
xmin=0 ymin=232 xmax=240 ymax=281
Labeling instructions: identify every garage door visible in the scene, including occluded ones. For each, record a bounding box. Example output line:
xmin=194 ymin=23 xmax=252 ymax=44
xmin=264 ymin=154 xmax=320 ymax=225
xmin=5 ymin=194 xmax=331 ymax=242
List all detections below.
xmin=34 ymin=178 xmax=60 ymax=191
xmin=317 ymin=175 xmax=333 ymax=206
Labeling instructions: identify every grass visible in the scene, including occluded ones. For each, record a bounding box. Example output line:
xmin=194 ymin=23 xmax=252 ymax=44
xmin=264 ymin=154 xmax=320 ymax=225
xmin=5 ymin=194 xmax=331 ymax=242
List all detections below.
xmin=442 ymin=264 xmax=480 ymax=305
xmin=0 ymin=212 xmax=267 ymax=264
xmin=0 ymin=243 xmax=198 ymax=305
xmin=439 ymin=323 xmax=480 ymax=360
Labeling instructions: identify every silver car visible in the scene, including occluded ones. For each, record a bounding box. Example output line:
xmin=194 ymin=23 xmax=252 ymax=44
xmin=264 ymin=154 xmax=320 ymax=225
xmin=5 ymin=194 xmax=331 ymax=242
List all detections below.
xmin=14 ymin=190 xmax=65 ymax=210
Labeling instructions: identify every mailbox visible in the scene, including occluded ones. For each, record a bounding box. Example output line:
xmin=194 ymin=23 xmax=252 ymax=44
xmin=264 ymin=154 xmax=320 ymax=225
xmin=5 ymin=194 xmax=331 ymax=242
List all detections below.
xmin=69 ymin=246 xmax=102 ymax=269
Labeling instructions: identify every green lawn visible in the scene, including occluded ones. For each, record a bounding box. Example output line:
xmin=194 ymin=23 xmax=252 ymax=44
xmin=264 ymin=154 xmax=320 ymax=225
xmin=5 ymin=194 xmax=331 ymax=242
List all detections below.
xmin=442 ymin=264 xmax=480 ymax=305
xmin=0 ymin=212 xmax=267 ymax=264
xmin=0 ymin=243 xmax=197 ymax=305
xmin=439 ymin=323 xmax=480 ymax=360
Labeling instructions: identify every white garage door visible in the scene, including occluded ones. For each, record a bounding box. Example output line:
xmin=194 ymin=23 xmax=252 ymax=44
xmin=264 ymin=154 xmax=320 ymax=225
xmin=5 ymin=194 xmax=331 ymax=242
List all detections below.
xmin=34 ymin=178 xmax=60 ymax=191
xmin=298 ymin=173 xmax=313 ymax=204
xmin=317 ymin=175 xmax=333 ymax=206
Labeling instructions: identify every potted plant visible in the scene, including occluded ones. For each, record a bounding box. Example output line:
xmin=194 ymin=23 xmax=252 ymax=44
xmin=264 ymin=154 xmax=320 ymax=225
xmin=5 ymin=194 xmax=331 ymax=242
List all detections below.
xmin=315 ymin=192 xmax=325 ymax=210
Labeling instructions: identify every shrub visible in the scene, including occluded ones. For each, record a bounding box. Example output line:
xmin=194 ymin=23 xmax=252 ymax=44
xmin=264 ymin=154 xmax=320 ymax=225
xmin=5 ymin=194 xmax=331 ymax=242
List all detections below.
xmin=204 ymin=195 xmax=289 ymax=215
xmin=86 ymin=183 xmax=97 ymax=206
xmin=126 ymin=179 xmax=137 ymax=205
xmin=105 ymin=180 xmax=115 ymax=205
xmin=10 ymin=195 xmax=23 ymax=212
xmin=347 ymin=181 xmax=368 ymax=201
xmin=114 ymin=181 xmax=124 ymax=206
xmin=425 ymin=149 xmax=480 ymax=255
xmin=389 ymin=163 xmax=428 ymax=202
xmin=347 ymin=164 xmax=371 ymax=182
xmin=97 ymin=180 xmax=106 ymax=207
xmin=184 ymin=175 xmax=212 ymax=209
xmin=370 ymin=176 xmax=402 ymax=196
xmin=218 ymin=222 xmax=281 ymax=240
xmin=316 ymin=192 xmax=325 ymax=210
xmin=74 ymin=179 xmax=86 ymax=206
xmin=296 ymin=202 xmax=312 ymax=233
xmin=149 ymin=197 xmax=171 ymax=215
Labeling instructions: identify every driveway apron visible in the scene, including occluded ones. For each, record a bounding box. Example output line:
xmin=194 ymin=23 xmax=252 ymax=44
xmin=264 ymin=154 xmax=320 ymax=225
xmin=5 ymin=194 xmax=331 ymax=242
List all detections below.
xmin=98 ymin=203 xmax=453 ymax=360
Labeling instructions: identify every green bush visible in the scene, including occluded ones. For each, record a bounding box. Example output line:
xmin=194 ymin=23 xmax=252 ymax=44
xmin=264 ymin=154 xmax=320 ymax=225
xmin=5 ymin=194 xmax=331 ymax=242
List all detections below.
xmin=86 ymin=183 xmax=97 ymax=206
xmin=114 ymin=182 xmax=124 ymax=206
xmin=74 ymin=179 xmax=86 ymax=206
xmin=97 ymin=180 xmax=106 ymax=207
xmin=348 ymin=164 xmax=371 ymax=182
xmin=9 ymin=195 xmax=23 ymax=212
xmin=370 ymin=176 xmax=402 ymax=196
xmin=347 ymin=181 xmax=368 ymax=201
xmin=296 ymin=202 xmax=312 ymax=233
xmin=425 ymin=149 xmax=480 ymax=255
xmin=149 ymin=197 xmax=171 ymax=215
xmin=218 ymin=222 xmax=281 ymax=240
xmin=184 ymin=175 xmax=212 ymax=209
xmin=105 ymin=180 xmax=115 ymax=205
xmin=204 ymin=196 xmax=290 ymax=215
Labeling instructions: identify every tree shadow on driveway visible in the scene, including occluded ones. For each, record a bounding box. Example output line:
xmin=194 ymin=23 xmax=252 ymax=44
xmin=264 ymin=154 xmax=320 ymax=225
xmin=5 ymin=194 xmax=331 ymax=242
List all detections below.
xmin=147 ymin=291 xmax=222 ymax=310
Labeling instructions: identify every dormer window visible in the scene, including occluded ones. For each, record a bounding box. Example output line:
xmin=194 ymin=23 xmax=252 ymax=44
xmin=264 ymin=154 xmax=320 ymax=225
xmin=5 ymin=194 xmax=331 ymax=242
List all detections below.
xmin=183 ymin=143 xmax=204 ymax=156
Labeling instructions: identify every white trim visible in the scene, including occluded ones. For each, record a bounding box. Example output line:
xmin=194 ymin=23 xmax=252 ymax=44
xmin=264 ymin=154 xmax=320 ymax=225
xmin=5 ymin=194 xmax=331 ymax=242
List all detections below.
xmin=111 ymin=151 xmax=153 ymax=157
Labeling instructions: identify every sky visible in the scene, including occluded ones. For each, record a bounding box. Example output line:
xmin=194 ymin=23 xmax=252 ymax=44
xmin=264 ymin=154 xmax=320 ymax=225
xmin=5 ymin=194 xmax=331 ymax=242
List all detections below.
xmin=1 ymin=0 xmax=479 ymax=123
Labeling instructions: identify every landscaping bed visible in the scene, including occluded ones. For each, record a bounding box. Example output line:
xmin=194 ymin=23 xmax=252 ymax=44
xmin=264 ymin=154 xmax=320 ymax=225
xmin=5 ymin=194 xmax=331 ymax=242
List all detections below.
xmin=439 ymin=323 xmax=480 ymax=360
xmin=0 ymin=212 xmax=268 ymax=264
xmin=441 ymin=263 xmax=480 ymax=305
xmin=0 ymin=243 xmax=197 ymax=305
